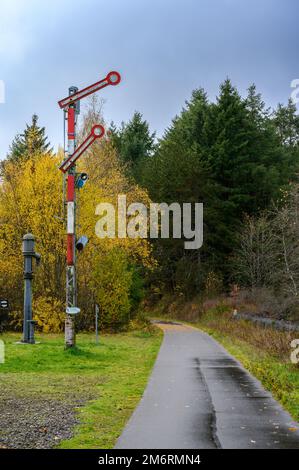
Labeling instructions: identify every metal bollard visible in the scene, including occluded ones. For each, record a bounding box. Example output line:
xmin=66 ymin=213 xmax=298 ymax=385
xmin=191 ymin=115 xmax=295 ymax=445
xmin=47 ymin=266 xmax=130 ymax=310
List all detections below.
xmin=22 ymin=234 xmax=41 ymax=344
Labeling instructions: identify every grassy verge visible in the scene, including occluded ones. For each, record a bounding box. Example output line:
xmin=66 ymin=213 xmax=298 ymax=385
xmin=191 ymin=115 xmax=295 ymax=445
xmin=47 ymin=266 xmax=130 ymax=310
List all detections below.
xmin=149 ymin=301 xmax=299 ymax=422
xmin=0 ymin=329 xmax=162 ymax=449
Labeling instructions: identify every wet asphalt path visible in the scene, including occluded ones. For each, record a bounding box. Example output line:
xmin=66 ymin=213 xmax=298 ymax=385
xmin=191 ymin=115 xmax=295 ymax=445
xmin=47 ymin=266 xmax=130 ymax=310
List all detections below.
xmin=116 ymin=322 xmax=299 ymax=449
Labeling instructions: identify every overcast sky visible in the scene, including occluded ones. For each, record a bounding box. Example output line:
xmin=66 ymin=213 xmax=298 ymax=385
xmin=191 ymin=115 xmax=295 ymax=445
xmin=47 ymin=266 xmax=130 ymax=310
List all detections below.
xmin=0 ymin=0 xmax=298 ymax=158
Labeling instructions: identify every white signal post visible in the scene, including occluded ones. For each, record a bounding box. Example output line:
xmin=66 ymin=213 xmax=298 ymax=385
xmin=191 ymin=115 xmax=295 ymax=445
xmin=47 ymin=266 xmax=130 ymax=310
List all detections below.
xmin=58 ymin=71 xmax=121 ymax=349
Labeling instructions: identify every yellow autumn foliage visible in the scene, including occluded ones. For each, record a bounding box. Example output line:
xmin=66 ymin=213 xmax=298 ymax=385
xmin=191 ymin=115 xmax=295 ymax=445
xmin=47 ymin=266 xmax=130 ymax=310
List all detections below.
xmin=0 ymin=138 xmax=153 ymax=331
xmin=33 ymin=295 xmax=65 ymax=333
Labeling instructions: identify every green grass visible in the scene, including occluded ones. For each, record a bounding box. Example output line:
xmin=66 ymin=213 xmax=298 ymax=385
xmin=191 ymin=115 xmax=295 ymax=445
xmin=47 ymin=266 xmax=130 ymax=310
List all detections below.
xmin=0 ymin=330 xmax=162 ymax=448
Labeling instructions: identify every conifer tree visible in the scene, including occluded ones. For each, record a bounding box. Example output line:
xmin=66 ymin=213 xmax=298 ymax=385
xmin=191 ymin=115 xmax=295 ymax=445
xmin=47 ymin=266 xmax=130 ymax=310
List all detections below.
xmin=140 ymin=79 xmax=299 ymax=292
xmin=8 ymin=114 xmax=52 ymax=163
xmin=274 ymin=99 xmax=299 ymax=147
xmin=111 ymin=112 xmax=155 ymax=179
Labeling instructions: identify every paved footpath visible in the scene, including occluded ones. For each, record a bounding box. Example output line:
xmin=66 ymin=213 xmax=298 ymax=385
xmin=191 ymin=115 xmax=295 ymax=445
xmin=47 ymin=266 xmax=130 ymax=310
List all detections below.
xmin=116 ymin=322 xmax=299 ymax=449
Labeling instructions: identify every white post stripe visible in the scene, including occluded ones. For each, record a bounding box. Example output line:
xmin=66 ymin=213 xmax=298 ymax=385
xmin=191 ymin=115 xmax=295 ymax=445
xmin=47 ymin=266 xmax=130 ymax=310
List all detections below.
xmin=67 ymin=202 xmax=75 ymax=234
xmin=68 ymin=140 xmax=75 ymax=155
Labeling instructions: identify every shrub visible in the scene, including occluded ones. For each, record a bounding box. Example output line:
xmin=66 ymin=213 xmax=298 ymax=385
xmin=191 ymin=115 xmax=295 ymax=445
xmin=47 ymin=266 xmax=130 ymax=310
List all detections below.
xmin=93 ymin=248 xmax=132 ymax=331
xmin=33 ymin=295 xmax=65 ymax=333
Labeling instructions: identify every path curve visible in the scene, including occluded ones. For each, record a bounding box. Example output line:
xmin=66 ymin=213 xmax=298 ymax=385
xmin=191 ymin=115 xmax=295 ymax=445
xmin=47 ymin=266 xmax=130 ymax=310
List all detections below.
xmin=116 ymin=322 xmax=299 ymax=449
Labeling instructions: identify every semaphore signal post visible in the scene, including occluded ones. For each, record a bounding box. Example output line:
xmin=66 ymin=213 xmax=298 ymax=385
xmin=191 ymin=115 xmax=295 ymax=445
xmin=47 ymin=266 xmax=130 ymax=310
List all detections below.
xmin=58 ymin=71 xmax=121 ymax=348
